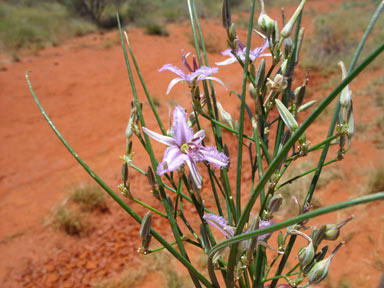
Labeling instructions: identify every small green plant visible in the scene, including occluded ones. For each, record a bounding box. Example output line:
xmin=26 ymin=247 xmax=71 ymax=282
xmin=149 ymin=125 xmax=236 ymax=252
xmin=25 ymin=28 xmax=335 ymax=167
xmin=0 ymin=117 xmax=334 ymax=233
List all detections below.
xmin=50 ymin=205 xmax=85 ymax=236
xmin=144 ymin=21 xmax=170 ymax=36
xmin=366 ymin=166 xmax=384 ymax=194
xmin=69 ymin=182 xmax=109 ymax=212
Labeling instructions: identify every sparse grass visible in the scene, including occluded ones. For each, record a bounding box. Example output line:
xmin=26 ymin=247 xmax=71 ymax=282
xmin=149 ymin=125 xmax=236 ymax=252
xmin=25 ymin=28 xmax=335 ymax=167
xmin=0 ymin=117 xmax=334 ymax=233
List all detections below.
xmin=0 ymin=2 xmax=96 ymax=53
xmin=301 ymin=1 xmax=383 ymax=74
xmin=187 ymin=32 xmax=224 ymax=54
xmin=152 ymin=97 xmax=162 ymax=108
xmin=337 ymin=275 xmax=352 ymax=288
xmin=144 ymin=21 xmax=169 ymax=37
xmin=69 ymin=182 xmax=108 ymax=212
xmin=365 ymin=166 xmax=384 ymax=194
xmin=50 ymin=205 xmax=85 ymax=236
xmin=372 ymin=252 xmax=384 ymax=272
xmin=93 ymin=251 xmax=193 ymax=288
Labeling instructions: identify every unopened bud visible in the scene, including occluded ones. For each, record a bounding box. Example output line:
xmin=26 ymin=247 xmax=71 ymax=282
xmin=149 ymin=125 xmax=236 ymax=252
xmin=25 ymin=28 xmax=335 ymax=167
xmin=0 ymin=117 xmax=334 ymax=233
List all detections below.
xmin=324 ymin=215 xmax=354 ymax=241
xmin=308 ymin=242 xmax=344 ymax=284
xmin=298 ymin=241 xmax=315 ymax=267
xmin=229 ymin=23 xmax=236 ymax=42
xmin=121 ymin=162 xmax=129 ymax=188
xmin=217 ymin=101 xmax=233 ymax=128
xmin=268 ymin=194 xmax=283 ymax=214
xmin=280 ymin=59 xmax=288 ymax=75
xmin=338 ymin=61 xmax=352 ymax=109
xmin=298 ymin=100 xmax=317 ymax=112
xmin=312 ymin=225 xmax=326 ymax=249
xmin=281 ymin=0 xmax=307 ymax=39
xmin=249 ymin=82 xmax=258 ymax=99
xmin=275 ymin=99 xmax=298 ymax=132
xmin=283 ymin=37 xmax=293 ymax=58
xmin=295 ymin=27 xmax=305 ymax=64
xmin=255 ymin=58 xmax=266 ymax=91
xmin=258 ymin=0 xmax=275 ymax=36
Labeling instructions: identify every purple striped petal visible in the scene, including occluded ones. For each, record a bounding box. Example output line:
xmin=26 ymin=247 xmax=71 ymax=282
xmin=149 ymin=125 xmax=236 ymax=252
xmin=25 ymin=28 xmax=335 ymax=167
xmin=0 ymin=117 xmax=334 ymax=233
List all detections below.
xmin=166 ymin=77 xmax=185 ymax=95
xmin=199 ymin=146 xmax=229 ymax=168
xmin=172 ymin=106 xmax=194 ymax=146
xmin=143 ymin=127 xmax=176 ymax=146
xmin=156 ymin=146 xmax=188 ymax=175
xmin=203 ymin=213 xmax=234 ymax=238
xmin=159 ymin=64 xmax=186 ymax=78
xmin=185 ymin=157 xmax=202 ymax=189
xmin=190 ymin=129 xmax=206 ymax=145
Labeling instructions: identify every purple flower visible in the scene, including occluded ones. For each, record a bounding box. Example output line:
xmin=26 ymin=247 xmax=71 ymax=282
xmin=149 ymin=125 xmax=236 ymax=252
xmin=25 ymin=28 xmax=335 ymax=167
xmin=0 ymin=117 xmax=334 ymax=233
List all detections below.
xmin=159 ymin=52 xmax=226 ymax=94
xmin=143 ymin=106 xmax=229 ymax=189
xmin=203 ymin=213 xmax=274 ymax=241
xmin=215 ymin=39 xmax=271 ymax=66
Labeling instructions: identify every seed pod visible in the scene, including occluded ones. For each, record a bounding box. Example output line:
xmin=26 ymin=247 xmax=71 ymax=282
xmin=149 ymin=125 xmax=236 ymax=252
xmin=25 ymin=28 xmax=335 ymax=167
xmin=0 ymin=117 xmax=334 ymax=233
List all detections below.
xmin=295 ymin=27 xmax=305 ymax=64
xmin=121 ymin=162 xmax=129 ymax=188
xmin=139 ymin=212 xmax=152 ymax=254
xmin=312 ymin=225 xmax=326 ymax=250
xmin=222 ymin=0 xmax=232 ymax=32
xmin=338 ymin=61 xmax=352 ymax=109
xmin=324 ymin=215 xmax=354 ymax=241
xmin=255 ymin=59 xmax=266 ymax=93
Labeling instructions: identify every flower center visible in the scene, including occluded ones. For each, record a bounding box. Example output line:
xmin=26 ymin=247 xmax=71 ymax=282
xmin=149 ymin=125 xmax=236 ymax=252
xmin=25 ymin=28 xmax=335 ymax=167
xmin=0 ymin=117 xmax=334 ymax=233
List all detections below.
xmin=180 ymin=143 xmax=190 ymax=154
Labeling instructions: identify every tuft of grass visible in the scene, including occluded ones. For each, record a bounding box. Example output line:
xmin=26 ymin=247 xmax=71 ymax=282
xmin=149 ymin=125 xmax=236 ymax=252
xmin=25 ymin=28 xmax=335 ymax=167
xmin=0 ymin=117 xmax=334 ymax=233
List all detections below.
xmin=0 ymin=2 xmax=96 ymax=53
xmin=301 ymin=1 xmax=383 ymax=74
xmin=144 ymin=21 xmax=169 ymax=37
xmin=93 ymin=251 xmax=193 ymax=288
xmin=69 ymin=182 xmax=108 ymax=213
xmin=365 ymin=166 xmax=384 ymax=194
xmin=152 ymin=97 xmax=162 ymax=108
xmin=50 ymin=205 xmax=85 ymax=236
xmin=337 ymin=275 xmax=352 ymax=288
xmin=187 ymin=32 xmax=224 ymax=54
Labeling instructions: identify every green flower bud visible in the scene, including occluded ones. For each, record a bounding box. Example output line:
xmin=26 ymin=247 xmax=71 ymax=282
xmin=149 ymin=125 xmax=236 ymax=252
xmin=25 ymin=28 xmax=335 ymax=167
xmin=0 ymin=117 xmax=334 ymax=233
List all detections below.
xmin=258 ymin=0 xmax=275 ymax=36
xmin=249 ymin=83 xmax=257 ymax=99
xmin=255 ymin=58 xmax=266 ymax=92
xmin=324 ymin=216 xmax=354 ymax=241
xmin=298 ymin=241 xmax=315 ymax=267
xmin=217 ymin=101 xmax=233 ymax=129
xmin=338 ymin=61 xmax=352 ymax=109
xmin=308 ymin=242 xmax=344 ymax=284
xmin=275 ymin=99 xmax=299 ymax=132
xmin=281 ymin=0 xmax=307 ymax=38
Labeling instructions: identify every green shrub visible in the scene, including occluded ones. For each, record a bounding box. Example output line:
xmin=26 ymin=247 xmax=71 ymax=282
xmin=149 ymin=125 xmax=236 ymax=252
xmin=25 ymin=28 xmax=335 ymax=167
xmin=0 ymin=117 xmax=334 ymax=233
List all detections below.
xmin=69 ymin=182 xmax=108 ymax=212
xmin=0 ymin=2 xmax=96 ymax=53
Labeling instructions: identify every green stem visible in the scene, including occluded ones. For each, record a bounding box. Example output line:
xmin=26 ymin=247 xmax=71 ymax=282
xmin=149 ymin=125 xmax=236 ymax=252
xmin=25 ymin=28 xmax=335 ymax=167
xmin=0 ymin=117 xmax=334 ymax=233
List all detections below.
xmin=26 ymin=71 xmax=212 ymax=288
xmin=131 ymin=197 xmax=167 ymax=218
xmin=218 ymin=41 xmax=384 ymax=285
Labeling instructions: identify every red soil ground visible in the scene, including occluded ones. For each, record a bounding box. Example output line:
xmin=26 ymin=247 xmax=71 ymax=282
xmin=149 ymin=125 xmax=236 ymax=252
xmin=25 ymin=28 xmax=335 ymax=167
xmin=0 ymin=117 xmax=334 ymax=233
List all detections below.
xmin=0 ymin=1 xmax=383 ymax=287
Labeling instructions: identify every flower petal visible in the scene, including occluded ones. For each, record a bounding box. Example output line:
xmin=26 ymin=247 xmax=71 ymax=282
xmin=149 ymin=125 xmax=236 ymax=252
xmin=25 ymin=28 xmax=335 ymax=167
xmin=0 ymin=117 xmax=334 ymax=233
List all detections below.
xmin=199 ymin=146 xmax=229 ymax=168
xmin=143 ymin=127 xmax=176 ymax=146
xmin=159 ymin=64 xmax=185 ymax=78
xmin=156 ymin=146 xmax=188 ymax=175
xmin=191 ymin=129 xmax=206 ymax=145
xmin=166 ymin=77 xmax=184 ymax=95
xmin=203 ymin=213 xmax=234 ymax=238
xmin=185 ymin=157 xmax=202 ymax=189
xmin=172 ymin=106 xmax=194 ymax=146
xmin=203 ymin=76 xmax=227 ymax=90
xmin=215 ymin=57 xmax=237 ymax=66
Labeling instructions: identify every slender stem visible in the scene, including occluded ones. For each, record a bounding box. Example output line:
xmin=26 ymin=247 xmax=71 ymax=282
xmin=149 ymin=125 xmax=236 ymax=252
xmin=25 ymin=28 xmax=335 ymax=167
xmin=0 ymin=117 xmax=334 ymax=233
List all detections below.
xmin=131 ymin=197 xmax=167 ymax=218
xmin=27 ymin=71 xmax=212 ymax=287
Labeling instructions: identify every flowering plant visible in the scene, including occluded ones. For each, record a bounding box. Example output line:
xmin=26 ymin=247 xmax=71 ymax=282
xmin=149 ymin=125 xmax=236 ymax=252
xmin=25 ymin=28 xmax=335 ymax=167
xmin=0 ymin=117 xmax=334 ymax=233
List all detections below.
xmin=27 ymin=0 xmax=384 ymax=287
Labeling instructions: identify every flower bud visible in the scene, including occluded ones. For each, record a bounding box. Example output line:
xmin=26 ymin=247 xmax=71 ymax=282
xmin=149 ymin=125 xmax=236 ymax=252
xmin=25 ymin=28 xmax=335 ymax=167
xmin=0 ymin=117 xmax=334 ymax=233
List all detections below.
xmin=308 ymin=242 xmax=344 ymax=284
xmin=267 ymin=74 xmax=287 ymax=92
xmin=297 ymin=100 xmax=317 ymax=112
xmin=298 ymin=241 xmax=315 ymax=267
xmin=280 ymin=59 xmax=288 ymax=75
xmin=249 ymin=83 xmax=257 ymax=99
xmin=338 ymin=61 xmax=352 ymax=109
xmin=217 ymin=101 xmax=233 ymax=129
xmin=121 ymin=162 xmax=129 ymax=188
xmin=295 ymin=27 xmax=305 ymax=64
xmin=268 ymin=194 xmax=283 ymax=214
xmin=283 ymin=37 xmax=293 ymax=58
xmin=281 ymin=0 xmax=307 ymax=39
xmin=275 ymin=99 xmax=298 ymax=132
xmin=258 ymin=0 xmax=275 ymax=36
xmin=324 ymin=215 xmax=354 ymax=241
